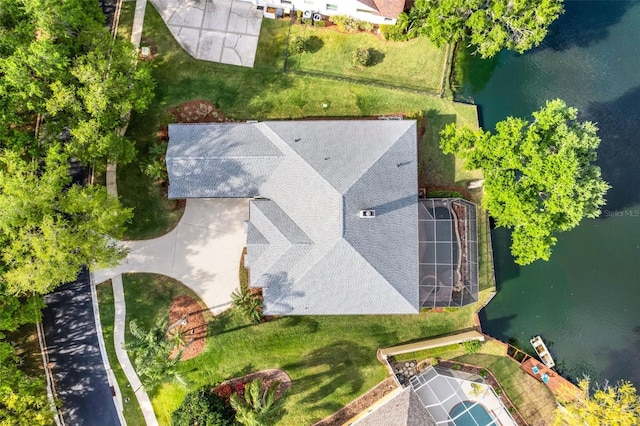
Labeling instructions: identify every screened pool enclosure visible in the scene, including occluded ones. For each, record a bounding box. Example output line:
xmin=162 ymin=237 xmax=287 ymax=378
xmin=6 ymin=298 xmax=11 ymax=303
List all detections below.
xmin=418 ymin=199 xmax=479 ymax=308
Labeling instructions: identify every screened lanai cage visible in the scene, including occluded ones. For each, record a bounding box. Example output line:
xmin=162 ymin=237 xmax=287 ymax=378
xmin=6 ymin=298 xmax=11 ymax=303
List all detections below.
xmin=418 ymin=199 xmax=478 ymax=308
xmin=409 ymin=366 xmax=517 ymax=425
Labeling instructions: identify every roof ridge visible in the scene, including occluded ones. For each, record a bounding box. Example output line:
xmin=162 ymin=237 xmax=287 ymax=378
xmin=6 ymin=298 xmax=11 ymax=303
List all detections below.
xmin=169 ymin=155 xmax=282 ymax=160
xmin=340 ymin=238 xmax=417 ymax=311
xmin=340 ymin=122 xmax=415 ymax=197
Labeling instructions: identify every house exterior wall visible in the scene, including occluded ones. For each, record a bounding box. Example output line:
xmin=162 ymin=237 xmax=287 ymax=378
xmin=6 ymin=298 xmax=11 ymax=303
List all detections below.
xmin=248 ymin=0 xmax=399 ymax=24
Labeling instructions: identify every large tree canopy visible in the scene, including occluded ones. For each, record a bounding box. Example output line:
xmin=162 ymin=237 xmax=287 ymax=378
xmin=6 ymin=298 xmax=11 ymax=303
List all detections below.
xmin=397 ymin=0 xmax=564 ymax=58
xmin=0 ymin=0 xmax=155 ymax=164
xmin=555 ymin=378 xmax=640 ymax=426
xmin=0 ymin=146 xmax=132 ymax=295
xmin=440 ymin=99 xmax=609 ymax=265
xmin=0 ymin=341 xmax=51 ymax=425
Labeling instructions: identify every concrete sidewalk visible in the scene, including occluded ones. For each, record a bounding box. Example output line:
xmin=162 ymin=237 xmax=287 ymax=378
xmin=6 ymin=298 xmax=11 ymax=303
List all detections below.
xmin=112 ymin=275 xmax=158 ymax=426
xmin=95 ymin=198 xmax=249 ymax=314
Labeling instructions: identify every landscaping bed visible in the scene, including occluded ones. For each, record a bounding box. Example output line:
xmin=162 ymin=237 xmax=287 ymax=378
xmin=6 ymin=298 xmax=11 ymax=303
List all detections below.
xmin=216 ymin=369 xmax=291 ymax=401
xmin=168 ymin=295 xmax=207 ymax=360
xmin=314 ymin=377 xmax=397 ymax=426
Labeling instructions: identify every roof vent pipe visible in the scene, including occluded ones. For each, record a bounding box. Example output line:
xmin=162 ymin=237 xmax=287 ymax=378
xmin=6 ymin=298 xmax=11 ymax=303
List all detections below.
xmin=359 ymin=210 xmax=375 ymax=218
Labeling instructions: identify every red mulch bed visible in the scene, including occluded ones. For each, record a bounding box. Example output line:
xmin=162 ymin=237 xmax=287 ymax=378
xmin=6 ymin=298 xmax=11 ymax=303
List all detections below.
xmin=313 ymin=377 xmax=398 ymax=426
xmin=170 ymin=100 xmax=232 ymax=124
xmin=168 ymin=295 xmax=209 ymax=360
xmin=214 ymin=369 xmax=292 ymax=400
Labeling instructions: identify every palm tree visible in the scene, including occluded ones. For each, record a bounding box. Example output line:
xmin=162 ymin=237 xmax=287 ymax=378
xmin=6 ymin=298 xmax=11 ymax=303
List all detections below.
xmin=231 ymin=283 xmax=262 ymax=324
xmin=230 ymin=379 xmax=282 ymax=426
xmin=124 ymin=318 xmax=181 ymax=388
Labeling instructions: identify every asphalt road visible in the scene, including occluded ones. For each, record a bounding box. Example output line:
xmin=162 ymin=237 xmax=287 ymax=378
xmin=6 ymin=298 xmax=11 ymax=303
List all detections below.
xmin=42 ymin=269 xmax=121 ymax=426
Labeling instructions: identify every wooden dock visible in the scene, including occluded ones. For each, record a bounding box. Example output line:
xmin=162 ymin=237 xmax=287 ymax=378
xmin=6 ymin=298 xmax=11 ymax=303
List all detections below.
xmin=520 ymin=358 xmax=580 ymax=401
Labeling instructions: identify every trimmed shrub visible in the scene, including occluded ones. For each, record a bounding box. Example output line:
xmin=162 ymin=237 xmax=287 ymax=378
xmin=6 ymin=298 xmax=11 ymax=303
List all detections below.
xmin=351 ymin=47 xmax=371 ymax=68
xmin=289 ymin=35 xmax=308 ymax=54
xmin=380 ymin=23 xmax=408 ymax=41
xmin=462 ymin=340 xmax=482 ymax=354
xmin=171 ymin=386 xmax=235 ymax=426
xmin=302 ymin=18 xmax=312 ymax=26
xmin=314 ymin=19 xmax=326 ymax=27
xmin=329 ymin=15 xmax=372 ymax=32
xmin=359 ymin=21 xmax=374 ymax=31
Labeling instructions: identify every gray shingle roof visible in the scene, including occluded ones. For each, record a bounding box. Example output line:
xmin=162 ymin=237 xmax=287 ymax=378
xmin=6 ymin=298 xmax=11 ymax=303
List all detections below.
xmin=354 ymin=388 xmax=436 ymax=426
xmin=167 ymin=120 xmax=419 ymax=315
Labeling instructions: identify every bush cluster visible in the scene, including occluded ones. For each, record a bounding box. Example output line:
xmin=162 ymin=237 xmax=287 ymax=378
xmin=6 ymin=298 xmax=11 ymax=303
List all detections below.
xmin=351 ymin=47 xmax=371 ymax=68
xmin=380 ymin=23 xmax=410 ymax=41
xmin=289 ymin=35 xmax=308 ymax=54
xmin=329 ymin=15 xmax=374 ymax=32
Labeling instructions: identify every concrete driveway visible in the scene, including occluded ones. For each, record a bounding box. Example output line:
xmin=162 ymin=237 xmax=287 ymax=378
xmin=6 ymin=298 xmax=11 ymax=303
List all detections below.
xmin=95 ymin=198 xmax=249 ymax=314
xmin=150 ymin=0 xmax=263 ymax=67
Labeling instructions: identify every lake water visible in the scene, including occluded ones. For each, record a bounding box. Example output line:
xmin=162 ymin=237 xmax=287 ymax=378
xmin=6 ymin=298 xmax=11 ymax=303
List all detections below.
xmin=456 ymin=1 xmax=640 ymax=386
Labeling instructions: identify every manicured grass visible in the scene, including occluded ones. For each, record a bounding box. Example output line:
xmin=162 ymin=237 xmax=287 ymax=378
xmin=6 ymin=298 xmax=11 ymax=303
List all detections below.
xmin=288 ymin=25 xmax=448 ymax=93
xmin=393 ymin=343 xmax=465 ymax=362
xmin=117 ymin=163 xmax=184 ymax=240
xmin=96 ymin=280 xmax=146 ymax=426
xmin=419 ymin=109 xmax=482 ymax=187
xmin=135 ymin=9 xmax=477 ymax=121
xmin=121 ymin=273 xmax=211 ymax=341
xmin=116 ymin=1 xmax=135 ymax=43
xmin=121 ymin=273 xmax=492 ymax=425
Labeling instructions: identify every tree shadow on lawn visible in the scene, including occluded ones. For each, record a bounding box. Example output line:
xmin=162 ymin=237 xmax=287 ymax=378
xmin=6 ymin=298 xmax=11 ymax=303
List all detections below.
xmin=282 ymin=340 xmax=370 ymax=411
xmin=279 ymin=316 xmax=320 ymax=333
xmin=367 ymin=48 xmax=385 ymax=67
xmin=306 ymin=36 xmax=324 ymax=53
xmin=205 ymin=310 xmax=256 ymax=338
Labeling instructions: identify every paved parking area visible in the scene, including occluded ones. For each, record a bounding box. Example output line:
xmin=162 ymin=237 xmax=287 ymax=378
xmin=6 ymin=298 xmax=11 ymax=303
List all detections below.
xmin=150 ymin=0 xmax=263 ymax=67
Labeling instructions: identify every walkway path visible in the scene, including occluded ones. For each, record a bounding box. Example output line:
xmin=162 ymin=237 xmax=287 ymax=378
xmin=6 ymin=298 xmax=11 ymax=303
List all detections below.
xmin=131 ymin=0 xmax=148 ymax=48
xmin=112 ymin=275 xmax=159 ymax=426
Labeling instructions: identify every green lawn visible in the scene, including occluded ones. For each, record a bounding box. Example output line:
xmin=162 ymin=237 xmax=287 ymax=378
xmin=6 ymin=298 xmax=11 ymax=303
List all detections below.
xmin=111 ymin=273 xmax=492 ymax=425
xmin=419 ymin=109 xmax=482 ymax=187
xmin=287 ymin=25 xmax=448 ymax=93
xmin=96 ymin=281 xmax=146 ymax=426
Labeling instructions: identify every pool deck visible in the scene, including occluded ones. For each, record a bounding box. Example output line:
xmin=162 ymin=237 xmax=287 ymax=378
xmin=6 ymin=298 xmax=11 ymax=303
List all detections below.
xmin=520 ymin=358 xmax=580 ymax=401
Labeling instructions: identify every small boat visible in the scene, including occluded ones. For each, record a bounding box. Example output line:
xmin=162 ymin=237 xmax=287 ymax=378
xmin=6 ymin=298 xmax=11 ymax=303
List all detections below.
xmin=530 ymin=336 xmax=555 ymax=369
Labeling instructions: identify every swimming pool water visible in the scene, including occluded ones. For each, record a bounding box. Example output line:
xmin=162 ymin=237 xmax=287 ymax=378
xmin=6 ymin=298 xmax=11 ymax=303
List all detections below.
xmin=449 ymin=401 xmax=496 ymax=426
